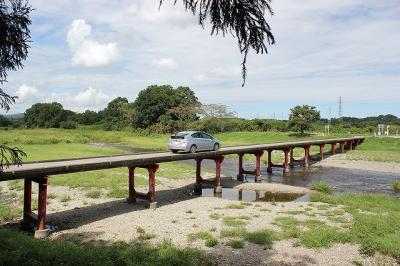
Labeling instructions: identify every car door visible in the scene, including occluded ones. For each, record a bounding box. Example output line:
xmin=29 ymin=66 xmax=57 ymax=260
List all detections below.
xmin=191 ymin=133 xmax=205 ymax=150
xmin=201 ymin=133 xmax=214 ymax=150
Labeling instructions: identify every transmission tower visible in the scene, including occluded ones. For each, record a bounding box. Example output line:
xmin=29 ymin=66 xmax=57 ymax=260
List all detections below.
xmin=338 ymin=96 xmax=343 ymax=119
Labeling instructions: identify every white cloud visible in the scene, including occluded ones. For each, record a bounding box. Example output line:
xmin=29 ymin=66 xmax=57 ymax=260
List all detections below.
xmin=67 ymin=19 xmax=120 ymax=67
xmin=152 ymin=58 xmax=178 ymax=69
xmin=15 ymin=84 xmax=40 ymax=103
xmin=73 ymin=87 xmax=112 ymax=106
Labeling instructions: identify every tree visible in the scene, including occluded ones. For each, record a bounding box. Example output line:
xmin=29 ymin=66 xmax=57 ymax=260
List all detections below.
xmin=0 ymin=0 xmax=32 ymax=169
xmin=288 ymin=105 xmax=320 ymax=135
xmin=201 ymin=103 xmax=236 ymax=118
xmin=133 ymin=85 xmax=200 ymax=128
xmin=159 ymin=0 xmax=275 ymax=86
xmin=102 ymin=97 xmax=129 ymax=130
xmin=25 ymin=102 xmax=72 ymax=128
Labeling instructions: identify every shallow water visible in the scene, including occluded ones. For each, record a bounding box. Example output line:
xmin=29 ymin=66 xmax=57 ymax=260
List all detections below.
xmin=93 ymin=143 xmax=399 ymax=196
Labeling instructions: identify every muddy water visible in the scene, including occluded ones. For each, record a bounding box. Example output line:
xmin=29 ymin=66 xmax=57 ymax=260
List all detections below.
xmin=93 ymin=143 xmax=399 ymax=196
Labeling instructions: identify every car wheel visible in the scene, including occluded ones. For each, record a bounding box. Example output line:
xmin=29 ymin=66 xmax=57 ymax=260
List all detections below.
xmin=190 ymin=145 xmax=197 ymax=153
xmin=171 ymin=150 xmax=178 ymax=154
xmin=213 ymin=143 xmax=219 ymax=151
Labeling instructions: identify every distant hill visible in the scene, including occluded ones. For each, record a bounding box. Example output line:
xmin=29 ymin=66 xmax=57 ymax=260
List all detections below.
xmin=4 ymin=113 xmax=24 ymax=120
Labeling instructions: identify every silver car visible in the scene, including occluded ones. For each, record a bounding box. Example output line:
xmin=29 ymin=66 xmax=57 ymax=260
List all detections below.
xmin=168 ymin=131 xmax=220 ymax=153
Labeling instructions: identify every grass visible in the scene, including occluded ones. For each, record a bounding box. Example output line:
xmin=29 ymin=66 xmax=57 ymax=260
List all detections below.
xmin=245 ymin=229 xmax=277 ymax=247
xmin=346 ymin=137 xmax=400 ymax=163
xmin=85 ymin=190 xmax=102 ymax=199
xmin=188 ymin=231 xmax=219 ymax=247
xmin=0 ymin=228 xmax=211 ymax=266
xmin=60 ymin=195 xmax=72 ymax=202
xmin=223 ymin=217 xmax=248 ymax=227
xmin=0 ymin=203 xmax=21 ymax=222
xmin=220 ymin=228 xmax=248 ymax=238
xmin=226 ymin=240 xmax=244 ymax=249
xmin=273 ymin=216 xmax=352 ymax=248
xmin=311 ymin=182 xmax=333 ymax=194
xmin=225 ymin=204 xmax=245 ymax=209
xmin=310 ymin=193 xmax=400 ymax=261
xmin=393 ymin=180 xmax=400 ymax=192
xmin=136 ymin=227 xmax=157 ymax=241
xmin=209 ymin=213 xmax=221 ymax=220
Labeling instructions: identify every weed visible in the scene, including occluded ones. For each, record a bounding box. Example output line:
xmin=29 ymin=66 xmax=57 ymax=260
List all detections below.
xmin=225 ymin=204 xmax=245 ymax=209
xmin=209 ymin=213 xmax=221 ymax=220
xmin=60 ymin=195 xmax=72 ymax=202
xmin=223 ymin=217 xmax=248 ymax=227
xmin=188 ymin=231 xmax=218 ymax=247
xmin=311 ymin=182 xmax=333 ymax=194
xmin=85 ymin=190 xmax=101 ymax=199
xmin=226 ymin=240 xmax=244 ymax=249
xmin=47 ymin=193 xmax=57 ymax=199
xmin=245 ymin=229 xmax=277 ymax=247
xmin=220 ymin=228 xmax=248 ymax=238
xmin=392 ymin=180 xmax=400 ymax=192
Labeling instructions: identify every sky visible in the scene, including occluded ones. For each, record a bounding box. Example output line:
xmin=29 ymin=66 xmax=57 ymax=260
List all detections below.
xmin=2 ymin=0 xmax=400 ymax=119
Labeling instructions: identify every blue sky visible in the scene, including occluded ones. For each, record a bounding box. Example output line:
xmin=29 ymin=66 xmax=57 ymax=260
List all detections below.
xmin=2 ymin=0 xmax=399 ymax=119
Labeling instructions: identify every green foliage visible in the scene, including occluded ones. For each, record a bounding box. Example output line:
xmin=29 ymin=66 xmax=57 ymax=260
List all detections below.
xmin=0 ymin=228 xmax=211 ymax=266
xmin=311 ymin=182 xmax=333 ymax=194
xmin=288 ymin=105 xmax=320 ymax=135
xmin=220 ymin=228 xmax=248 ymax=238
xmin=393 ymin=180 xmax=400 ymax=192
xmin=311 ymin=193 xmax=400 ymax=260
xmin=223 ymin=217 xmax=248 ymax=227
xmin=25 ymin=102 xmax=75 ymax=128
xmin=226 ymin=240 xmax=245 ymax=249
xmin=133 ymin=85 xmax=199 ymax=128
xmin=245 ymin=229 xmax=276 ymax=247
xmin=60 ymin=120 xmax=77 ymax=129
xmin=188 ymin=231 xmax=218 ymax=247
xmin=0 ymin=203 xmax=21 ymax=222
xmin=0 ymin=114 xmax=12 ymax=127
xmin=102 ymin=97 xmax=130 ymax=131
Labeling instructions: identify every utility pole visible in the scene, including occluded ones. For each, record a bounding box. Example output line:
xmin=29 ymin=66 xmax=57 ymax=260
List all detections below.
xmin=338 ymin=96 xmax=343 ymax=120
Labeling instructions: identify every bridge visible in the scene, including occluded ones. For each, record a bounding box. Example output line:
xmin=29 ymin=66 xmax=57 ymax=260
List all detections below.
xmin=0 ymin=136 xmax=364 ymax=238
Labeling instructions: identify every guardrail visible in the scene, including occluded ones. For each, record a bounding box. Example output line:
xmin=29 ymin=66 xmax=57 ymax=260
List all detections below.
xmin=0 ymin=136 xmax=364 ymax=238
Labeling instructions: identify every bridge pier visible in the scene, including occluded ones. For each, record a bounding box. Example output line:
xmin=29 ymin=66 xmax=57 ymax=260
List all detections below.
xmin=289 ymin=145 xmax=311 ymax=167
xmin=194 ymin=156 xmax=224 ymax=195
xmin=347 ymin=140 xmax=354 ymax=150
xmin=331 ymin=143 xmax=336 ymax=154
xmin=237 ymin=151 xmax=263 ymax=182
xmin=267 ymin=148 xmax=290 ymax=173
xmin=127 ymin=164 xmax=159 ymax=209
xmin=319 ymin=144 xmax=325 ymax=160
xmin=21 ymin=176 xmax=49 ymax=239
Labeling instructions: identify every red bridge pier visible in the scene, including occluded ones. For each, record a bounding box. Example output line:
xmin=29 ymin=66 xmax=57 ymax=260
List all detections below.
xmin=194 ymin=156 xmax=224 ymax=195
xmin=267 ymin=148 xmax=290 ymax=173
xmin=127 ymin=164 xmax=159 ymax=209
xmin=237 ymin=151 xmax=264 ymax=182
xmin=21 ymin=177 xmax=49 ymax=239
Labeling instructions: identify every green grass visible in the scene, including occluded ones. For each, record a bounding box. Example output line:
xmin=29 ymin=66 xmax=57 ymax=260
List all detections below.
xmin=188 ymin=231 xmax=218 ymax=247
xmin=245 ymin=229 xmax=277 ymax=247
xmin=209 ymin=213 xmax=221 ymax=220
xmin=136 ymin=227 xmax=157 ymax=241
xmin=226 ymin=239 xmax=245 ymax=249
xmin=311 ymin=182 xmax=333 ymax=194
xmin=85 ymin=190 xmax=102 ymax=199
xmin=310 ymin=193 xmax=400 ymax=260
xmin=225 ymin=204 xmax=245 ymax=209
xmin=60 ymin=195 xmax=72 ymax=202
xmin=223 ymin=217 xmax=248 ymax=227
xmin=220 ymin=228 xmax=248 ymax=238
xmin=393 ymin=180 xmax=400 ymax=192
xmin=273 ymin=216 xmax=352 ymax=248
xmin=346 ymin=137 xmax=400 ymax=163
xmin=0 ymin=228 xmax=211 ymax=266
xmin=0 ymin=203 xmax=21 ymax=222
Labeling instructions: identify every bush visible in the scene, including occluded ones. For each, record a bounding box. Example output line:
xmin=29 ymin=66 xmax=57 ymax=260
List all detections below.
xmin=311 ymin=182 xmax=333 ymax=194
xmin=60 ymin=120 xmax=77 ymax=129
xmin=393 ymin=180 xmax=400 ymax=192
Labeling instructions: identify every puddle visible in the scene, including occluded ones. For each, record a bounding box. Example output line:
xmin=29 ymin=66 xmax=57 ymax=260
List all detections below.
xmin=200 ymin=188 xmax=305 ymax=202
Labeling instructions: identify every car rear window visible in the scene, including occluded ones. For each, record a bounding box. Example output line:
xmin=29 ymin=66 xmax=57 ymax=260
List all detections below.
xmin=171 ymin=133 xmax=188 ymax=139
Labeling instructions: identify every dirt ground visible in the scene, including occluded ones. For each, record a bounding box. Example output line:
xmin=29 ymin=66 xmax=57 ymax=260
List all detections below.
xmin=2 ymin=157 xmax=399 ymax=265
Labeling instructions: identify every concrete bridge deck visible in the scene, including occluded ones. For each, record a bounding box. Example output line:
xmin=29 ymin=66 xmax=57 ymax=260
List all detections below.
xmin=0 ymin=136 xmax=364 ymax=238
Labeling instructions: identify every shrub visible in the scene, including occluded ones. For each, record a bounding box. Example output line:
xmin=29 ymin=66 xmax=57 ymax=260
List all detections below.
xmin=226 ymin=240 xmax=244 ymax=249
xmin=245 ymin=229 xmax=276 ymax=247
xmin=60 ymin=120 xmax=77 ymax=129
xmin=392 ymin=180 xmax=400 ymax=192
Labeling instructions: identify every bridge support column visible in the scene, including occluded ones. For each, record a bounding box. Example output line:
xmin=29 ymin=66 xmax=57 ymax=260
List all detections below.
xmin=331 ymin=143 xmax=336 ymax=155
xmin=20 ymin=177 xmax=49 ymax=239
xmin=319 ymin=144 xmax=325 ymax=160
xmin=289 ymin=146 xmax=310 ymax=167
xmin=237 ymin=151 xmax=263 ymax=182
xmin=127 ymin=164 xmax=159 ymax=209
xmin=339 ymin=142 xmax=345 ymax=153
xmin=267 ymin=148 xmax=290 ymax=173
xmin=194 ymin=156 xmax=224 ymax=195
xmin=347 ymin=140 xmax=353 ymax=150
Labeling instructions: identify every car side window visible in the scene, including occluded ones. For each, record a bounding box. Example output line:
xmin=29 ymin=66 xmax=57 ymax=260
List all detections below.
xmin=192 ymin=133 xmax=200 ymax=138
xmin=201 ymin=133 xmax=212 ymax=139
